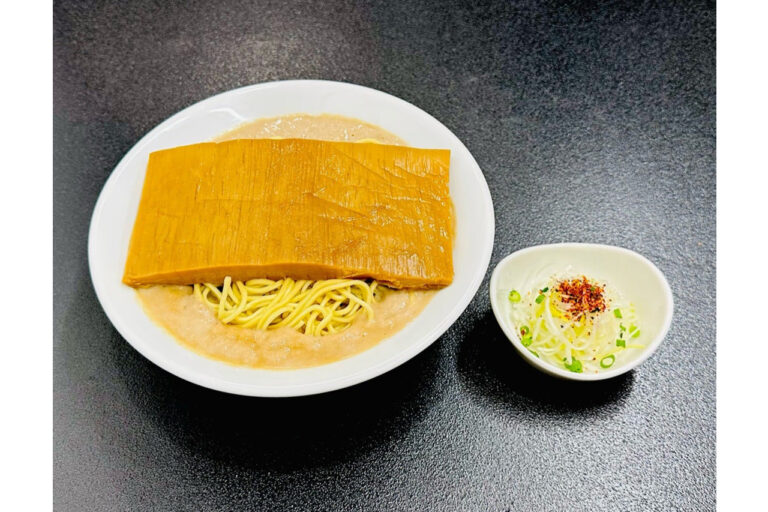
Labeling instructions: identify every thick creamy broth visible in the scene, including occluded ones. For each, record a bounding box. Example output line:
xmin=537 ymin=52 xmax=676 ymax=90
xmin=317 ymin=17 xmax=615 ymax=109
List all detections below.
xmin=138 ymin=285 xmax=434 ymax=369
xmin=214 ymin=113 xmax=406 ymax=145
xmin=136 ymin=114 xmax=436 ymax=369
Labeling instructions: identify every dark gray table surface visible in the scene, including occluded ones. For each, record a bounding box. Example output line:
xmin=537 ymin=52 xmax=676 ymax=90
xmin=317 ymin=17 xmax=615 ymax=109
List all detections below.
xmin=53 ymin=1 xmax=716 ymax=510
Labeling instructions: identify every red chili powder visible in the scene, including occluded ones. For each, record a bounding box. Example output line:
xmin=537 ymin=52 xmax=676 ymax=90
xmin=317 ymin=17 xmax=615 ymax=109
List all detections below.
xmin=555 ymin=276 xmax=607 ymax=319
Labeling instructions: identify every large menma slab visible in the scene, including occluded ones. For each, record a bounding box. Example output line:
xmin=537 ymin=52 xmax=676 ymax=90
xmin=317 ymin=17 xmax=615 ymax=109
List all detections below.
xmin=123 ymin=138 xmax=453 ymax=289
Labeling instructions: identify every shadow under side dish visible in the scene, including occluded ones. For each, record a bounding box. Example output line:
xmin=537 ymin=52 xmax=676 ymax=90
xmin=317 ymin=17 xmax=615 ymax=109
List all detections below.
xmin=128 ymin=114 xmax=453 ymax=369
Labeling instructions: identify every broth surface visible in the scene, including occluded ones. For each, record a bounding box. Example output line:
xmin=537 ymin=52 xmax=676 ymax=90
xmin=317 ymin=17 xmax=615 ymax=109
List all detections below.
xmin=137 ymin=114 xmax=436 ymax=369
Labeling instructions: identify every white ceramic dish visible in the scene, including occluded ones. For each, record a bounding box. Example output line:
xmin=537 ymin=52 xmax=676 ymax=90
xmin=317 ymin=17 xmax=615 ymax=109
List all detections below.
xmin=489 ymin=243 xmax=673 ymax=380
xmin=89 ymin=80 xmax=494 ymax=397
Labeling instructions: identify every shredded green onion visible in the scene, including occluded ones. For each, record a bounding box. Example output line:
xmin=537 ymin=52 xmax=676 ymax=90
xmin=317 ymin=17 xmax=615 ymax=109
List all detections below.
xmin=508 ymin=275 xmax=642 ymax=374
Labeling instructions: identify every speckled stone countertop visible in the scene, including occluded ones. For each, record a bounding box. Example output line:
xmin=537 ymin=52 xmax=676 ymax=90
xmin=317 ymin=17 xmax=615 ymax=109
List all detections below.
xmin=53 ymin=1 xmax=715 ymax=510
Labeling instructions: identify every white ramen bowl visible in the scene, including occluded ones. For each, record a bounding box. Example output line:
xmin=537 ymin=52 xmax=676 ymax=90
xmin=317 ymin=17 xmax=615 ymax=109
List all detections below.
xmin=89 ymin=80 xmax=495 ymax=397
xmin=489 ymin=243 xmax=673 ymax=381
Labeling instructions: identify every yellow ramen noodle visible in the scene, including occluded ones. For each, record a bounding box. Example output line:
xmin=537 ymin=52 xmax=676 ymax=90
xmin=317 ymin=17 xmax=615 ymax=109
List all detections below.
xmin=194 ymin=277 xmax=380 ymax=336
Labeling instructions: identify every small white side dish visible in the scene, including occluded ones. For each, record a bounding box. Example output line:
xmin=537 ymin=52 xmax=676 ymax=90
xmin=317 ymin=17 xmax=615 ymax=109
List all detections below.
xmin=489 ymin=243 xmax=673 ymax=381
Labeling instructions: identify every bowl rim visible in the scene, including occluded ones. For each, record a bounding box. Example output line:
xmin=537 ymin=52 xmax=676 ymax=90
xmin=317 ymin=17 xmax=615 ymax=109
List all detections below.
xmin=488 ymin=242 xmax=674 ymax=381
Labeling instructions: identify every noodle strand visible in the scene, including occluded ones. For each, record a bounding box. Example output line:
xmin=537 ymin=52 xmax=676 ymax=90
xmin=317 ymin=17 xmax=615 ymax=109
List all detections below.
xmin=194 ymin=277 xmax=381 ymax=336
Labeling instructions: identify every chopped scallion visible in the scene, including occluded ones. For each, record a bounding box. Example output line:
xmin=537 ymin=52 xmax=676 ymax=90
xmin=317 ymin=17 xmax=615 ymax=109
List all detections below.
xmin=521 ymin=335 xmax=533 ymax=347
xmin=535 ymin=294 xmax=546 ymax=304
xmin=520 ymin=325 xmax=530 ymax=336
xmin=540 ymin=287 xmax=549 ymax=293
xmin=563 ymin=358 xmax=583 ymax=373
xmin=616 ymin=339 xmax=626 ymax=348
xmin=600 ymin=355 xmax=616 ymax=368
xmin=529 ymin=350 xmax=539 ymax=358
xmin=508 ymin=290 xmax=521 ymax=303
xmin=614 ymin=309 xmax=622 ymax=319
